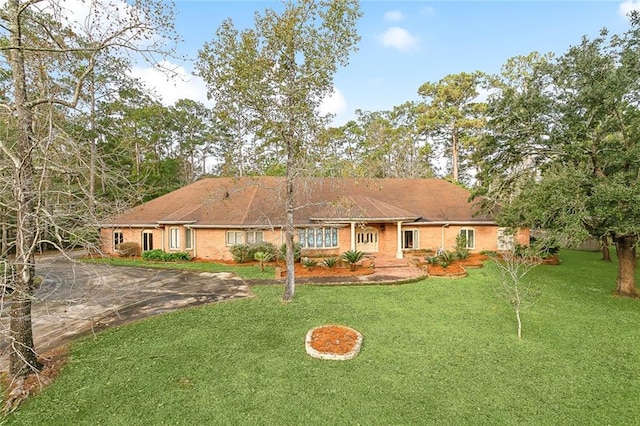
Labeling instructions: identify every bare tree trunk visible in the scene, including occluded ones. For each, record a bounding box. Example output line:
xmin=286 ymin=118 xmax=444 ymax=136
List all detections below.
xmin=615 ymin=235 xmax=638 ymax=298
xmin=89 ymin=74 xmax=97 ymax=216
xmin=7 ymin=0 xmax=42 ymax=376
xmin=601 ymin=235 xmax=611 ymax=262
xmin=282 ymin=140 xmax=296 ymax=302
xmin=451 ymin=130 xmax=459 ymax=182
xmin=1 ymin=208 xmax=7 ymax=257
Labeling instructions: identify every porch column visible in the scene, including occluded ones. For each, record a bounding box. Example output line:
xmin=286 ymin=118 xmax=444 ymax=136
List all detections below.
xmin=396 ymin=221 xmax=403 ymax=259
xmin=350 ymin=222 xmax=356 ymax=251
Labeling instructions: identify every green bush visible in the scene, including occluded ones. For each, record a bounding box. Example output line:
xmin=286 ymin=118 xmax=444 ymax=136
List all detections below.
xmin=322 ymin=257 xmax=339 ymax=268
xmin=454 ymin=235 xmax=470 ymax=260
xmin=301 ymin=258 xmax=318 ymax=269
xmin=141 ymin=250 xmax=191 ymax=262
xmin=250 ymin=242 xmax=277 ymax=260
xmin=439 ymin=250 xmax=455 ymax=263
xmin=229 ymin=244 xmax=252 ymax=263
xmin=254 ymin=251 xmax=274 ymax=271
xmin=142 ymin=249 xmax=166 ymax=261
xmin=424 ymin=255 xmax=439 ymax=265
xmin=116 ymin=241 xmax=140 ymax=257
xmin=166 ymin=252 xmax=191 ymax=262
xmin=231 ymin=242 xmax=277 ymax=264
xmin=342 ymin=249 xmax=365 ymax=271
xmin=279 ymin=242 xmax=302 ymax=262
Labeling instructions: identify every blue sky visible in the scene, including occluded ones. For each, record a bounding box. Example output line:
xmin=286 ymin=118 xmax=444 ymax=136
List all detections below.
xmin=138 ymin=0 xmax=638 ymax=124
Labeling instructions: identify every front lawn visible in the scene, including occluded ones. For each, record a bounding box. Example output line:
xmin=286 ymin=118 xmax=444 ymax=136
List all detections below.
xmin=8 ymin=250 xmax=640 ymax=424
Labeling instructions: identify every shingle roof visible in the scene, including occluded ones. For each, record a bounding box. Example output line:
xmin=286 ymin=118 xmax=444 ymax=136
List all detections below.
xmin=103 ymin=177 xmax=494 ymax=227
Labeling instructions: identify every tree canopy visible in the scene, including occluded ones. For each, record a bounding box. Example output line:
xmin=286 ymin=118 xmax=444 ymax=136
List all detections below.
xmin=475 ymin=26 xmax=640 ymax=297
xmin=196 ymin=0 xmax=361 ymax=301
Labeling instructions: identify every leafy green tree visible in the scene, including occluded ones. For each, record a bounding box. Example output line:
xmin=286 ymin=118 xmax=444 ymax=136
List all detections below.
xmin=315 ymin=102 xmax=433 ymax=178
xmin=168 ymin=99 xmax=224 ymax=181
xmin=476 ymin=27 xmax=640 ymax=298
xmin=417 ymin=71 xmax=487 ymax=184
xmin=197 ymin=0 xmax=361 ymax=301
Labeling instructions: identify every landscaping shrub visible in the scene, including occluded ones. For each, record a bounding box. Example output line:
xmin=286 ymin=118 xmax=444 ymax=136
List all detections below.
xmin=301 ymin=258 xmax=318 ymax=269
xmin=142 ymin=249 xmax=166 ymax=261
xmin=141 ymin=249 xmax=191 ymax=262
xmin=454 ymin=234 xmax=470 ymax=260
xmin=424 ymin=255 xmax=439 ymax=265
xmin=279 ymin=242 xmax=302 ymax=262
xmin=116 ymin=241 xmax=140 ymax=257
xmin=229 ymin=244 xmax=252 ymax=263
xmin=254 ymin=251 xmax=274 ymax=271
xmin=322 ymin=257 xmax=339 ymax=268
xmin=231 ymin=242 xmax=277 ymax=263
xmin=342 ymin=249 xmax=365 ymax=271
xmin=250 ymin=242 xmax=277 ymax=260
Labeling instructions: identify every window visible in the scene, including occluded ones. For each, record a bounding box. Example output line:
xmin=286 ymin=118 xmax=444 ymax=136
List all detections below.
xmin=298 ymin=227 xmax=338 ymax=249
xmin=142 ymin=231 xmax=153 ymax=251
xmin=185 ymin=228 xmax=193 ymax=250
xmin=459 ymin=228 xmax=475 ymax=249
xmin=113 ymin=231 xmax=124 ymax=249
xmin=403 ymin=229 xmax=419 ymax=249
xmin=226 ymin=231 xmax=244 ymax=246
xmin=246 ymin=231 xmax=264 ymax=244
xmin=169 ymin=227 xmax=180 ymax=250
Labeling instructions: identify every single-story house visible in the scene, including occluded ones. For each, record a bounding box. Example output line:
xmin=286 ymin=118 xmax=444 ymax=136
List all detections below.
xmin=99 ymin=176 xmax=529 ymax=260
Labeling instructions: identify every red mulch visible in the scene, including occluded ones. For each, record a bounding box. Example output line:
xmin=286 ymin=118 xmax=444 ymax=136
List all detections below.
xmin=426 ymin=262 xmax=467 ymax=276
xmin=282 ymin=263 xmax=374 ymax=278
xmin=423 ymin=253 xmax=488 ymax=277
xmin=309 ymin=325 xmax=359 ymax=355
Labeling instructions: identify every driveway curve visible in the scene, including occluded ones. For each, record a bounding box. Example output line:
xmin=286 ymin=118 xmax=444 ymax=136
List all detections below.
xmin=0 ymin=254 xmax=253 ymax=371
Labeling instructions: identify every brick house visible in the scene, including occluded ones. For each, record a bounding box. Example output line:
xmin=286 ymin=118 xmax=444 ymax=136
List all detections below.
xmin=99 ymin=176 xmax=529 ymax=260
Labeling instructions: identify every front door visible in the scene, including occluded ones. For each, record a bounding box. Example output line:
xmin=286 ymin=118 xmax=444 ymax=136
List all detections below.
xmin=356 ymin=227 xmax=379 ymax=253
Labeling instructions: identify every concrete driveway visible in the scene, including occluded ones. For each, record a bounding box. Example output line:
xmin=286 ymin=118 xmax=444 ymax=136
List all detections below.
xmin=0 ymin=254 xmax=253 ymax=371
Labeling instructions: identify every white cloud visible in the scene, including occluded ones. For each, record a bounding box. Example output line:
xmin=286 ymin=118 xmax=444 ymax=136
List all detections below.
xmin=379 ymin=27 xmax=420 ymax=53
xmin=319 ymin=87 xmax=347 ymax=117
xmin=384 ymin=10 xmax=404 ymax=22
xmin=129 ymin=61 xmax=210 ymax=106
xmin=619 ymin=0 xmax=640 ymax=17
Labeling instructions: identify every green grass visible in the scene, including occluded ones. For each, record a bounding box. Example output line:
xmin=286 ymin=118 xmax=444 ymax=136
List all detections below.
xmin=8 ymin=250 xmax=640 ymax=424
xmin=82 ymin=257 xmax=275 ymax=280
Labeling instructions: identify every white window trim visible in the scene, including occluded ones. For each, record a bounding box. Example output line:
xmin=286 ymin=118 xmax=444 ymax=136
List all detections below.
xmin=142 ymin=230 xmax=154 ymax=251
xmin=402 ymin=229 xmax=419 ymax=250
xmin=169 ymin=227 xmax=180 ymax=250
xmin=185 ymin=228 xmax=194 ymax=250
xmin=226 ymin=231 xmax=244 ymax=246
xmin=246 ymin=230 xmax=264 ymax=244
xmin=113 ymin=230 xmax=124 ymax=249
xmin=297 ymin=227 xmax=339 ymax=249
xmin=460 ymin=228 xmax=476 ymax=250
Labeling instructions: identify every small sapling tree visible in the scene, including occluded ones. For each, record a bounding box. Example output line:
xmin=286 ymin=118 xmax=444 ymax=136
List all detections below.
xmin=491 ymin=247 xmax=542 ymax=339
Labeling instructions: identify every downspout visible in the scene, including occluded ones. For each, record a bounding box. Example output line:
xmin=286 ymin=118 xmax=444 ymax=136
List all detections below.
xmin=440 ymin=223 xmax=450 ymax=253
xmin=396 ymin=221 xmax=403 ymax=259
xmin=350 ymin=222 xmax=356 ymax=251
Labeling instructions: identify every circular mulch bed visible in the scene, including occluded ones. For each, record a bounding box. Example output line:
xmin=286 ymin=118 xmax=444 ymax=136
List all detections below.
xmin=426 ymin=262 xmax=468 ymax=278
xmin=305 ymin=325 xmax=363 ymax=360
